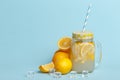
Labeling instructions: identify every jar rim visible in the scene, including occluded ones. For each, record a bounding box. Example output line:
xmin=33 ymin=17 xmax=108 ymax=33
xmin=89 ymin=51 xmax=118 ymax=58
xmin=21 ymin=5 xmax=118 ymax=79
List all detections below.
xmin=72 ymin=31 xmax=94 ymax=40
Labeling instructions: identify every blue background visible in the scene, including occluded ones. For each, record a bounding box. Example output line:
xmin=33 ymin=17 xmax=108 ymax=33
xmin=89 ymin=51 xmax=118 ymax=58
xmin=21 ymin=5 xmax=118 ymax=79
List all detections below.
xmin=0 ymin=0 xmax=120 ymax=80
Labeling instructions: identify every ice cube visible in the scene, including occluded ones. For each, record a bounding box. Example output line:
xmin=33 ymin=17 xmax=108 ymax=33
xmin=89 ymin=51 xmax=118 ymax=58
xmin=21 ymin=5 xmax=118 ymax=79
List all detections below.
xmin=81 ymin=70 xmax=89 ymax=78
xmin=53 ymin=72 xmax=62 ymax=78
xmin=49 ymin=68 xmax=55 ymax=76
xmin=69 ymin=71 xmax=77 ymax=79
xmin=25 ymin=71 xmax=35 ymax=80
xmin=27 ymin=71 xmax=35 ymax=75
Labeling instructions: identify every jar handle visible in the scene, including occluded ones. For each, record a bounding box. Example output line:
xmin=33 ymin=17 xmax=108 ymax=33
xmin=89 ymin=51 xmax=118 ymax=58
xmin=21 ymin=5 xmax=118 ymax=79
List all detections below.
xmin=95 ymin=40 xmax=102 ymax=68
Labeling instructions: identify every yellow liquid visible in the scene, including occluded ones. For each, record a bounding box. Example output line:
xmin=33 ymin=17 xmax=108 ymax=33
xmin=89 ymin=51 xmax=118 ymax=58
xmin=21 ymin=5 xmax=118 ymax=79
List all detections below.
xmin=70 ymin=42 xmax=95 ymax=73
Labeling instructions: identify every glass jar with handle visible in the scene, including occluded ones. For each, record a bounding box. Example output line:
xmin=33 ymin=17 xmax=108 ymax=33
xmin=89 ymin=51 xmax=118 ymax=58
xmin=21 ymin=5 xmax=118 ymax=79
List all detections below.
xmin=70 ymin=31 xmax=102 ymax=73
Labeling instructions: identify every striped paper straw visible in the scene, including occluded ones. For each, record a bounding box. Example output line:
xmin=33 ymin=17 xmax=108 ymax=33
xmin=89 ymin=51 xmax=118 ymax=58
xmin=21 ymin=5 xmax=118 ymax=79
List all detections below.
xmin=82 ymin=3 xmax=92 ymax=32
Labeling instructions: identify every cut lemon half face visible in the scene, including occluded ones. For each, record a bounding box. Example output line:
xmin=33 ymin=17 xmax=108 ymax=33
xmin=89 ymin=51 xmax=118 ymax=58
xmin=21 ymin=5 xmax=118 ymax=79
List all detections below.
xmin=58 ymin=37 xmax=72 ymax=50
xmin=80 ymin=43 xmax=95 ymax=58
xmin=39 ymin=62 xmax=54 ymax=73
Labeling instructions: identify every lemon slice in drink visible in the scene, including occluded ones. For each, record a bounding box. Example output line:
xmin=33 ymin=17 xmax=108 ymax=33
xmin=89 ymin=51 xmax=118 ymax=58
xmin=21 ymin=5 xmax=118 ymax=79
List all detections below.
xmin=80 ymin=43 xmax=95 ymax=58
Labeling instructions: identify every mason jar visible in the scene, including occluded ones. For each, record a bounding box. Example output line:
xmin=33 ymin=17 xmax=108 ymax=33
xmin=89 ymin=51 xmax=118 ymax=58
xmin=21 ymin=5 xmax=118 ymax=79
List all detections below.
xmin=70 ymin=31 xmax=95 ymax=73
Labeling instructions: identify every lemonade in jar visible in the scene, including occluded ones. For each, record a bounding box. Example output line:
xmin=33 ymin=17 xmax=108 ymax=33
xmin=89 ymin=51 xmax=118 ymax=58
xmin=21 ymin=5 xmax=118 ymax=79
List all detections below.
xmin=70 ymin=31 xmax=95 ymax=73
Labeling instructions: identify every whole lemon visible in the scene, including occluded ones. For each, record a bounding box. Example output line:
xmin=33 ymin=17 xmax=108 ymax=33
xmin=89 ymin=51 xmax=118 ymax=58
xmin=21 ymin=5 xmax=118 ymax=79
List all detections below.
xmin=54 ymin=58 xmax=72 ymax=74
xmin=52 ymin=51 xmax=69 ymax=64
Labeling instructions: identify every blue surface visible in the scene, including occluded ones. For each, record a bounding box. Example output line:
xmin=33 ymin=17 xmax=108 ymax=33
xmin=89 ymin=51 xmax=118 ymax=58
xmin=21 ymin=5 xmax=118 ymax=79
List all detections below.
xmin=0 ymin=0 xmax=120 ymax=80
